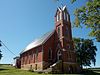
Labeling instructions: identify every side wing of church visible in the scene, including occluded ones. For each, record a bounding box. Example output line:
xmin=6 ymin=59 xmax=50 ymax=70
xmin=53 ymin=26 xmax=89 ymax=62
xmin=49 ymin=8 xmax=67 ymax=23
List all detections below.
xmin=19 ymin=6 xmax=81 ymax=73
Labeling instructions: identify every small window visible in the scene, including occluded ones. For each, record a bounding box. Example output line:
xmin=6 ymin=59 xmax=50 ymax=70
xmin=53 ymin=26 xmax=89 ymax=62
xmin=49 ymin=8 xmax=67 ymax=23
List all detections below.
xmin=68 ymin=45 xmax=70 ymax=49
xmin=29 ymin=54 xmax=31 ymax=64
xmin=33 ymin=53 xmax=35 ymax=63
xmin=65 ymin=26 xmax=69 ymax=37
xmin=64 ymin=12 xmax=66 ymax=20
xmin=67 ymin=14 xmax=69 ymax=21
xmin=25 ymin=55 xmax=28 ymax=64
xmin=69 ymin=52 xmax=71 ymax=59
xmin=23 ymin=57 xmax=25 ymax=64
xmin=58 ymin=27 xmax=60 ymax=38
xmin=57 ymin=14 xmax=59 ymax=21
xmin=22 ymin=57 xmax=24 ymax=65
xmin=31 ymin=52 xmax=33 ymax=60
xmin=48 ymin=48 xmax=52 ymax=60
xmin=35 ymin=49 xmax=38 ymax=62
xmin=57 ymin=13 xmax=61 ymax=21
xmin=60 ymin=12 xmax=62 ymax=20
xmin=58 ymin=14 xmax=60 ymax=21
xmin=32 ymin=52 xmax=34 ymax=58
xmin=67 ymin=45 xmax=70 ymax=49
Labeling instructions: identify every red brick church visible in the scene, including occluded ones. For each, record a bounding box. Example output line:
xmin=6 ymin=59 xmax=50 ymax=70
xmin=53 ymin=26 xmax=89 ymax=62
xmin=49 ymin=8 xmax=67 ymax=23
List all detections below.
xmin=20 ymin=6 xmax=80 ymax=73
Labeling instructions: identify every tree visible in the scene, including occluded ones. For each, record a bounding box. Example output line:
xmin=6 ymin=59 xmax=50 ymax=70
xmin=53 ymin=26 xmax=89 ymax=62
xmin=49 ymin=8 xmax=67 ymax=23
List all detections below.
xmin=73 ymin=38 xmax=97 ymax=69
xmin=0 ymin=40 xmax=2 ymax=60
xmin=55 ymin=0 xmax=100 ymax=42
xmin=74 ymin=0 xmax=100 ymax=42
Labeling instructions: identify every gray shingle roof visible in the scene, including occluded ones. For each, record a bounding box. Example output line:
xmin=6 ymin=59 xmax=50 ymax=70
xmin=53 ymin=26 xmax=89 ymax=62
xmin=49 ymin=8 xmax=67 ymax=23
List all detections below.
xmin=21 ymin=30 xmax=55 ymax=54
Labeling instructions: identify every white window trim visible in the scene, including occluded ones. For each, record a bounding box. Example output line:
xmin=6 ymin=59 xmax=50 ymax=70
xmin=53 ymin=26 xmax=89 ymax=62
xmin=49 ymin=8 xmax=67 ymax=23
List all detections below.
xmin=57 ymin=49 xmax=62 ymax=60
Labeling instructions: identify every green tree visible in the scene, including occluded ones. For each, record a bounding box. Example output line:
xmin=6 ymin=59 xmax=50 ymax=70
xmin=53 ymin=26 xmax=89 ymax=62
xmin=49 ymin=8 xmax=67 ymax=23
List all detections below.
xmin=55 ymin=0 xmax=100 ymax=42
xmin=74 ymin=0 xmax=100 ymax=42
xmin=73 ymin=38 xmax=97 ymax=69
xmin=0 ymin=41 xmax=2 ymax=60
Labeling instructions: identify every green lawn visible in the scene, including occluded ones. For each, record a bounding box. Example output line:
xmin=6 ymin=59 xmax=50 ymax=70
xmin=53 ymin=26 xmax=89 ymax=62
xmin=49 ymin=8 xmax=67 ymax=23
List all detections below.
xmin=0 ymin=65 xmax=46 ymax=75
xmin=0 ymin=64 xmax=100 ymax=75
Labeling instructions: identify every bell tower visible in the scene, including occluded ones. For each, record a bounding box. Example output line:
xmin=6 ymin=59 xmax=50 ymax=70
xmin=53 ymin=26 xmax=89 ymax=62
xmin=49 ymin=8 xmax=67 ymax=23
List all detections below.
xmin=55 ymin=6 xmax=73 ymax=50
xmin=54 ymin=6 xmax=80 ymax=73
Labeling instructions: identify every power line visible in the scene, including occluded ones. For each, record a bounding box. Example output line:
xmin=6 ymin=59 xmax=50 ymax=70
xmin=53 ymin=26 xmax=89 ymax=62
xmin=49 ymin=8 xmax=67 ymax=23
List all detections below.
xmin=0 ymin=40 xmax=16 ymax=56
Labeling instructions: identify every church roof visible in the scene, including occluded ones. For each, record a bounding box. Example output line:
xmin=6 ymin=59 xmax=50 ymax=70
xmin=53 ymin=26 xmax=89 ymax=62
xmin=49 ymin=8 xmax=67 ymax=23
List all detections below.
xmin=21 ymin=30 xmax=55 ymax=54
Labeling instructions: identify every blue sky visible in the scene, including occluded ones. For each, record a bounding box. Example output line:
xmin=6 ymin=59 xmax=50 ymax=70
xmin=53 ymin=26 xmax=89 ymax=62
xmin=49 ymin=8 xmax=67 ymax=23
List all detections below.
xmin=0 ymin=0 xmax=100 ymax=67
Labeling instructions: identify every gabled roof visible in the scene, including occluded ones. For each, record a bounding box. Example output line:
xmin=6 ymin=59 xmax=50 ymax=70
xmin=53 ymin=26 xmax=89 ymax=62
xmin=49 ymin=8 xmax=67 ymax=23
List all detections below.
xmin=21 ymin=30 xmax=55 ymax=54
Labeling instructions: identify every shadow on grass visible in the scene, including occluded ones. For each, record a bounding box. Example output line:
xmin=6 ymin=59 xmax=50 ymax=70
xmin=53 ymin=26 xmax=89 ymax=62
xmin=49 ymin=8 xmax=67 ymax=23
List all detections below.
xmin=82 ymin=69 xmax=100 ymax=75
xmin=0 ymin=68 xmax=9 ymax=71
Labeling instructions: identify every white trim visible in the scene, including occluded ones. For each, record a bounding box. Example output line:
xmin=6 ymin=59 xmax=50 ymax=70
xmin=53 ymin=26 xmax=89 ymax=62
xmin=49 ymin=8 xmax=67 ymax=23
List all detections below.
xmin=62 ymin=5 xmax=66 ymax=10
xmin=57 ymin=7 xmax=61 ymax=12
xmin=50 ymin=60 xmax=62 ymax=68
xmin=57 ymin=49 xmax=62 ymax=60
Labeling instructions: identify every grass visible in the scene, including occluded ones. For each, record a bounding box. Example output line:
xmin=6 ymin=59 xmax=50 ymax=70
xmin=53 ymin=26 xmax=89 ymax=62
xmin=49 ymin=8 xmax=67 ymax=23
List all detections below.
xmin=0 ymin=64 xmax=100 ymax=75
xmin=81 ymin=68 xmax=100 ymax=75
xmin=0 ymin=64 xmax=45 ymax=75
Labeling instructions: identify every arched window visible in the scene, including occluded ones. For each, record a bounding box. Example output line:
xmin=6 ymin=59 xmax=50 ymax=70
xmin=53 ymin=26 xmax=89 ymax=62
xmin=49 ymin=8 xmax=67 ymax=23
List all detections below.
xmin=68 ymin=45 xmax=70 ymax=49
xmin=25 ymin=55 xmax=27 ymax=64
xmin=60 ymin=12 xmax=62 ymax=20
xmin=58 ymin=13 xmax=60 ymax=21
xmin=29 ymin=53 xmax=31 ymax=64
xmin=57 ymin=14 xmax=59 ymax=21
xmin=58 ymin=27 xmax=60 ymax=38
xmin=48 ymin=48 xmax=52 ymax=60
xmin=65 ymin=26 xmax=69 ymax=37
xmin=67 ymin=14 xmax=69 ymax=21
xmin=35 ymin=49 xmax=38 ymax=62
xmin=57 ymin=13 xmax=61 ymax=21
xmin=64 ymin=11 xmax=66 ymax=20
xmin=22 ymin=57 xmax=24 ymax=65
xmin=57 ymin=50 xmax=62 ymax=60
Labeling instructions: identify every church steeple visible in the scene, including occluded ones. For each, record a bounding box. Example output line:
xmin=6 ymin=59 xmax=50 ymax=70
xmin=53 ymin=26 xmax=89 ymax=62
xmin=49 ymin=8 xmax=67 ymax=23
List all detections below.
xmin=55 ymin=5 xmax=73 ymax=50
xmin=55 ymin=6 xmax=70 ymax=24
